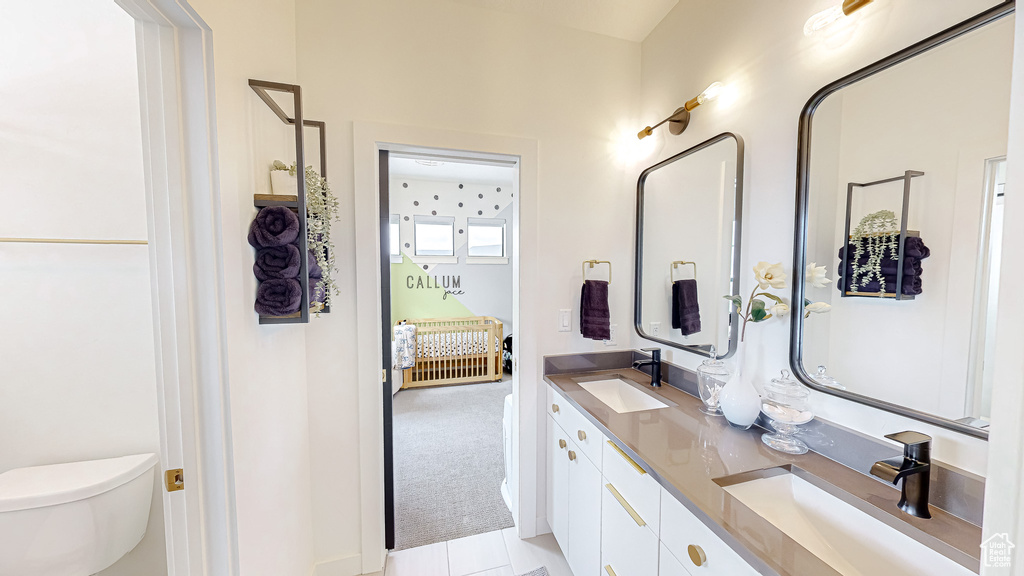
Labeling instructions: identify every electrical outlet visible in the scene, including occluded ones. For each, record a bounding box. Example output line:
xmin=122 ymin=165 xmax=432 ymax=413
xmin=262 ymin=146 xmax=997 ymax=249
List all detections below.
xmin=605 ymin=324 xmax=617 ymax=346
xmin=558 ymin=309 xmax=572 ymax=332
xmin=650 ymin=321 xmax=661 ymax=336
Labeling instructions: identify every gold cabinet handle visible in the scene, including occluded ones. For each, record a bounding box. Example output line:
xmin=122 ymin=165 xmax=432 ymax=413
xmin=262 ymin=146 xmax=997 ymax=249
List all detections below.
xmin=604 ymin=565 xmax=617 ymax=576
xmin=578 ymin=430 xmax=587 ymax=441
xmin=607 ymin=440 xmax=646 ymax=475
xmin=559 ymin=439 xmax=567 ymax=449
xmin=688 ymin=544 xmax=707 ymax=567
xmin=552 ymin=404 xmax=560 ymax=413
xmin=568 ymin=450 xmax=577 ymax=461
xmin=605 ymin=483 xmax=646 ymax=527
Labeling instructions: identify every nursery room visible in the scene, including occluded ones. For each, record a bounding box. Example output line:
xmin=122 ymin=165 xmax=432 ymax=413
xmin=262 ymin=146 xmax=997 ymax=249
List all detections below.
xmin=386 ymin=154 xmax=517 ymax=551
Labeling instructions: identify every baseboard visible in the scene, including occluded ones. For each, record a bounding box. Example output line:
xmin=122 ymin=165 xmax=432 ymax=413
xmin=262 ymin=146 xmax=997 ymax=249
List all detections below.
xmin=536 ymin=516 xmax=552 ymax=536
xmin=313 ymin=554 xmax=363 ymax=576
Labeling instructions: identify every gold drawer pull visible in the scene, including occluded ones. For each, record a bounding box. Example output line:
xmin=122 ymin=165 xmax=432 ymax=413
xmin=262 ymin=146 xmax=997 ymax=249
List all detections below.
xmin=607 ymin=440 xmax=646 ymax=475
xmin=552 ymin=404 xmax=560 ymax=413
xmin=559 ymin=439 xmax=567 ymax=449
xmin=578 ymin=430 xmax=587 ymax=441
xmin=568 ymin=450 xmax=577 ymax=461
xmin=688 ymin=544 xmax=707 ymax=567
xmin=604 ymin=565 xmax=617 ymax=576
xmin=605 ymin=483 xmax=645 ymax=527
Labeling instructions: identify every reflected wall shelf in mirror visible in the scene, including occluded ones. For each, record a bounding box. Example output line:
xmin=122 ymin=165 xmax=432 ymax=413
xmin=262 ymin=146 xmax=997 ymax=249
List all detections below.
xmin=790 ymin=1 xmax=1015 ymax=439
xmin=634 ymin=132 xmax=744 ymax=357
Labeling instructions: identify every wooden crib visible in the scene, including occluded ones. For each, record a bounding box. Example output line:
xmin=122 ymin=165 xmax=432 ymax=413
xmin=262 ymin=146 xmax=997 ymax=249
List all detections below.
xmin=397 ymin=316 xmax=503 ymax=389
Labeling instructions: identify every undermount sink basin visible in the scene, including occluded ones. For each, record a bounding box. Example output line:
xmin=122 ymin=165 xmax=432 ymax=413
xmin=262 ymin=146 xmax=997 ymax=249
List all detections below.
xmin=718 ymin=468 xmax=972 ymax=576
xmin=578 ymin=378 xmax=668 ymax=413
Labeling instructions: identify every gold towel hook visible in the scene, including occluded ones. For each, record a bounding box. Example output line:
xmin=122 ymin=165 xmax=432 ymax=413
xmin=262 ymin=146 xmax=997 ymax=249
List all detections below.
xmin=582 ymin=260 xmax=612 ymax=284
xmin=670 ymin=261 xmax=697 ymax=282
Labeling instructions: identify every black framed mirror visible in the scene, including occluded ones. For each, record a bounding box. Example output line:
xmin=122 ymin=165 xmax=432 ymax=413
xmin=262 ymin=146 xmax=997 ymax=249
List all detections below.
xmin=791 ymin=1 xmax=1015 ymax=439
xmin=635 ymin=132 xmax=744 ymax=357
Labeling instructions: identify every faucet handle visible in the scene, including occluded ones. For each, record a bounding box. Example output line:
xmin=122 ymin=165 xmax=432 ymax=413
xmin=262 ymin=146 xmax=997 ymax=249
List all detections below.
xmin=884 ymin=431 xmax=931 ymax=461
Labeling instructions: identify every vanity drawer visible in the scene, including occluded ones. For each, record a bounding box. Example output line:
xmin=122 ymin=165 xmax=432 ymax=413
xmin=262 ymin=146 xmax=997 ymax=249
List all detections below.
xmin=660 ymin=489 xmax=759 ymax=575
xmin=603 ymin=440 xmax=660 ymax=535
xmin=658 ymin=542 xmax=693 ymax=576
xmin=547 ymin=385 xmax=604 ymax=468
xmin=601 ymin=481 xmax=659 ymax=576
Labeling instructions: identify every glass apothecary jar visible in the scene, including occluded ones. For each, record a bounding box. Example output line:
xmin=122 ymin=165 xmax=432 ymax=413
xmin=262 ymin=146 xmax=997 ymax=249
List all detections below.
xmin=696 ymin=346 xmax=730 ymax=416
xmin=761 ymin=370 xmax=814 ymax=454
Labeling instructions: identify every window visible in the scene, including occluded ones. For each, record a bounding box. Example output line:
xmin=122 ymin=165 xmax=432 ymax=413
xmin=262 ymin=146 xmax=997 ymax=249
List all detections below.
xmin=389 ymin=214 xmax=401 ymax=262
xmin=414 ymin=215 xmax=455 ymax=257
xmin=467 ymin=217 xmax=506 ymax=259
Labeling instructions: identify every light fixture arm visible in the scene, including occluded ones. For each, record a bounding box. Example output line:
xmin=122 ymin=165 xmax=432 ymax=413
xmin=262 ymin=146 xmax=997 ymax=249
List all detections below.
xmin=638 ymin=82 xmax=722 ymax=139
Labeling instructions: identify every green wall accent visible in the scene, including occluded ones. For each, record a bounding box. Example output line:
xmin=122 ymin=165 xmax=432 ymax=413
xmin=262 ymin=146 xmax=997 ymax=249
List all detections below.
xmin=391 ymin=254 xmax=473 ymax=324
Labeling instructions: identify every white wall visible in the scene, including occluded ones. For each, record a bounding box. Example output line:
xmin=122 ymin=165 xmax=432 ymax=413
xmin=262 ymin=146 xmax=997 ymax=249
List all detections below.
xmin=295 ymin=0 xmax=642 ymax=571
xmin=635 ymin=0 xmax=1005 ymax=475
xmin=802 ymin=17 xmax=1014 ymax=420
xmin=186 ymin=1 xmax=316 ymax=575
xmin=0 ymin=2 xmax=165 ymax=574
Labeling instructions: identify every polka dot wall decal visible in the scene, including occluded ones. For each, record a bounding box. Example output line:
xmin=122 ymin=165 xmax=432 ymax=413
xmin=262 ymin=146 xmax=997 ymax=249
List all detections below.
xmin=413 ymin=201 xmax=419 ymax=206
xmin=405 ymin=243 xmax=410 ymax=248
xmin=431 ymin=210 xmax=437 ymax=215
xmin=458 ymin=229 xmax=464 ymax=234
xmin=477 ymin=210 xmax=483 ymax=215
xmin=494 ymin=205 xmax=499 ymax=210
xmin=458 ymin=184 xmax=464 ymax=189
xmin=402 ymin=183 xmax=408 ymax=188
xmin=458 ymin=202 xmax=464 ymax=208
xmin=478 ymin=194 xmax=483 ymax=199
xmin=497 ymin=187 xmax=501 ymax=192
xmin=404 ymin=216 xmax=409 ymax=221
xmin=433 ymin=195 xmax=439 ymax=200
xmin=423 ymin=265 xmax=428 ymax=270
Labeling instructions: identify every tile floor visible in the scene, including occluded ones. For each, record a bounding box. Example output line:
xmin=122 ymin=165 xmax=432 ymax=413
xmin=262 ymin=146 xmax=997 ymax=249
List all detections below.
xmin=382 ymin=527 xmax=572 ymax=576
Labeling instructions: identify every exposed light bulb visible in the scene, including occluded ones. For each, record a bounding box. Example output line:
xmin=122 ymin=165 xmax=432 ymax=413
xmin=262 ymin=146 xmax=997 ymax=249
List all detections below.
xmin=804 ymin=5 xmax=846 ymax=36
xmin=696 ymin=82 xmax=724 ymax=105
xmin=804 ymin=0 xmax=874 ymax=36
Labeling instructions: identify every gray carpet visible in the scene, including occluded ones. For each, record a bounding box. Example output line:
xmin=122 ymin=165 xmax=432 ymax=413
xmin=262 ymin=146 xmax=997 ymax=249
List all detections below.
xmin=517 ymin=569 xmax=548 ymax=576
xmin=393 ymin=378 xmax=514 ymax=550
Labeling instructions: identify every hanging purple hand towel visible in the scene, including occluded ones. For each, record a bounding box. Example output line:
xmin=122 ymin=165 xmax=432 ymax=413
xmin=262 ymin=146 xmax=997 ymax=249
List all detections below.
xmin=580 ymin=280 xmax=611 ymax=340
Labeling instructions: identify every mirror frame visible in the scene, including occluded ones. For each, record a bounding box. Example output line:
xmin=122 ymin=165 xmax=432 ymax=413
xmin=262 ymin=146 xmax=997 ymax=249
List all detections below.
xmin=790 ymin=1 xmax=1015 ymax=440
xmin=634 ymin=132 xmax=745 ymax=357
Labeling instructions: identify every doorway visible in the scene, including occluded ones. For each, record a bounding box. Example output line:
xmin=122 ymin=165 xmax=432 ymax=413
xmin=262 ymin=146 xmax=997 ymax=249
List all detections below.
xmin=380 ymin=147 xmax=520 ymax=551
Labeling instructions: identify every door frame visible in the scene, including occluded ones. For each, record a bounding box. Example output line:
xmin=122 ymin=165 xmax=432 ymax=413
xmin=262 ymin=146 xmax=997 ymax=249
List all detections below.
xmin=354 ymin=121 xmax=539 ymax=573
xmin=116 ymin=1 xmax=238 ymax=574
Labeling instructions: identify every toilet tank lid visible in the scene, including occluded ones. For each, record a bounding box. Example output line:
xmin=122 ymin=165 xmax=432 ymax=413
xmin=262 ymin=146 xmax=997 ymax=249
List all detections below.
xmin=0 ymin=453 xmax=159 ymax=513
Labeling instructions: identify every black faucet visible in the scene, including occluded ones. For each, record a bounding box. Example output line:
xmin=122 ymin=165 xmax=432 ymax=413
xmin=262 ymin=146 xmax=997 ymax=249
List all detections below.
xmin=870 ymin=431 xmax=932 ymax=519
xmin=632 ymin=347 xmax=662 ymax=388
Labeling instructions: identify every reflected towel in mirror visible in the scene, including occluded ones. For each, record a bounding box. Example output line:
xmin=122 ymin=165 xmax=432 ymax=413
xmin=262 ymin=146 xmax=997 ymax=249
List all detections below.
xmin=671 ymin=279 xmax=701 ymax=336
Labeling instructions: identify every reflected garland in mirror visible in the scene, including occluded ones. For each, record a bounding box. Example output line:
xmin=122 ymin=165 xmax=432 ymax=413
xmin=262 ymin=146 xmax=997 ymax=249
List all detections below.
xmin=635 ymin=132 xmax=744 ymax=357
xmin=791 ymin=2 xmax=1015 ymax=439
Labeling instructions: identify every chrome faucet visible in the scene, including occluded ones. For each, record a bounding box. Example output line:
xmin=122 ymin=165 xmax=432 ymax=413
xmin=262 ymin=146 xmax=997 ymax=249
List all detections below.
xmin=632 ymin=347 xmax=662 ymax=388
xmin=870 ymin=431 xmax=932 ymax=519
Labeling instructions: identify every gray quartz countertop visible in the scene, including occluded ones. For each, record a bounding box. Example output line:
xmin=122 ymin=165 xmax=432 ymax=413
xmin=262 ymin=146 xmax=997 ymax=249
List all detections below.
xmin=544 ymin=368 xmax=982 ymax=576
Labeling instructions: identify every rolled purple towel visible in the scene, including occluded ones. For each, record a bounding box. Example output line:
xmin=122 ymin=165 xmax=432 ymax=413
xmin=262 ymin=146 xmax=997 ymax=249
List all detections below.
xmin=255 ymin=278 xmax=303 ymax=316
xmin=248 ymin=206 xmax=299 ymax=248
xmin=254 ymin=244 xmax=301 ymax=281
xmin=308 ymin=249 xmax=323 ymax=279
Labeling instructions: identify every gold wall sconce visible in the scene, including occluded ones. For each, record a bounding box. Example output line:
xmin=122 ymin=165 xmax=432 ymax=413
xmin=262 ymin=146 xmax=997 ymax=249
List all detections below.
xmin=637 ymin=82 xmax=723 ymax=140
xmin=804 ymin=0 xmax=874 ymax=36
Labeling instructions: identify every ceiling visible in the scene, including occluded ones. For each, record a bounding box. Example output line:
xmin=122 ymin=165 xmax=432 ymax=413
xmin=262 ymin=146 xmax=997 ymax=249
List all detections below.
xmin=389 ymin=156 xmax=515 ymax=184
xmin=453 ymin=0 xmax=678 ymax=42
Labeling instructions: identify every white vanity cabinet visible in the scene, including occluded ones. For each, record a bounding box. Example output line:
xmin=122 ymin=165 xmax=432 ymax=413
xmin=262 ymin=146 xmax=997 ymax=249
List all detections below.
xmin=547 ymin=390 xmax=604 ymax=576
xmin=658 ymin=542 xmax=692 ymax=576
xmin=660 ymin=488 xmax=760 ymax=575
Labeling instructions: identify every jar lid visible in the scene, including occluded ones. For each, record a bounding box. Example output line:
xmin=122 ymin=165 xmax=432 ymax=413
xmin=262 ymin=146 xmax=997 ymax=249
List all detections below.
xmin=765 ymin=369 xmax=809 ymax=400
xmin=813 ymin=365 xmax=845 ymax=390
xmin=697 ymin=345 xmax=728 ymax=374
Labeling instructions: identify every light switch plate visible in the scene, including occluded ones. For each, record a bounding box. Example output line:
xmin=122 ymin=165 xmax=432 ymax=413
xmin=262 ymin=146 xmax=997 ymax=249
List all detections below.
xmin=605 ymin=324 xmax=617 ymax=346
xmin=650 ymin=321 xmax=661 ymax=336
xmin=558 ymin=309 xmax=571 ymax=332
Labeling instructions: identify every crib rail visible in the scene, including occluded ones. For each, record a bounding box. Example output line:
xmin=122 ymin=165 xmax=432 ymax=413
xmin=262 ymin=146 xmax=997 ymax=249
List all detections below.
xmin=396 ymin=316 xmax=503 ymax=388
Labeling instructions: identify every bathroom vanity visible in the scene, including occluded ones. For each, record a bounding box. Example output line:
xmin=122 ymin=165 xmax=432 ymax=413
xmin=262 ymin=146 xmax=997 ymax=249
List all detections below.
xmin=543 ymin=354 xmax=982 ymax=576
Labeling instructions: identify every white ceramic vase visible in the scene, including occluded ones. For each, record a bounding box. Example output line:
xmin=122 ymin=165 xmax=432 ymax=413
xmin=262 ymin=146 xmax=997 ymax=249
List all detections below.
xmin=270 ymin=170 xmax=297 ymax=195
xmin=719 ymin=345 xmax=761 ymax=430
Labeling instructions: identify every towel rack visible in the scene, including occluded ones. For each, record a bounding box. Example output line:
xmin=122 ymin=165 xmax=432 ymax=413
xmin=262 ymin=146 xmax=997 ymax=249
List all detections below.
xmin=670 ymin=260 xmax=697 ymax=282
xmin=582 ymin=260 xmax=612 ymax=283
xmin=0 ymin=237 xmax=147 ymax=245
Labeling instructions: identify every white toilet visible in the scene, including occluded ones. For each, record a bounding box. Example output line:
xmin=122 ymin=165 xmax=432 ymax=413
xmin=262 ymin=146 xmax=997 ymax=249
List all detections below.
xmin=0 ymin=453 xmax=159 ymax=576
